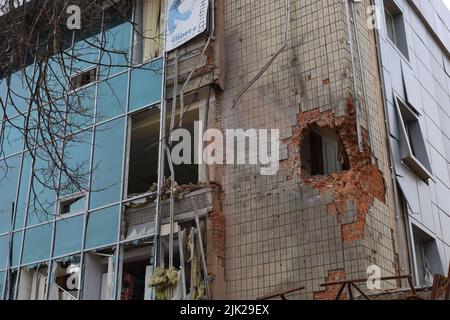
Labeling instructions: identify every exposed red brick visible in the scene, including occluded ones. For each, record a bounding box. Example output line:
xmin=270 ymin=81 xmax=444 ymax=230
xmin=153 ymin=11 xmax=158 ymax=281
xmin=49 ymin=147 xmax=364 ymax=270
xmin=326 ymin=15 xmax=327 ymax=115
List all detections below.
xmin=313 ymin=269 xmax=347 ymax=300
xmin=208 ymin=209 xmax=225 ymax=260
xmin=284 ymin=98 xmax=385 ymax=242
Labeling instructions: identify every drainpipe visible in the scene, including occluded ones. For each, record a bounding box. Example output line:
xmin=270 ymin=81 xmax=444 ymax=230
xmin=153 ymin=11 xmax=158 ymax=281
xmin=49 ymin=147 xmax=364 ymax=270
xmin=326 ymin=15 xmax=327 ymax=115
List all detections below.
xmin=350 ymin=1 xmax=375 ymax=164
xmin=343 ymin=0 xmax=364 ymax=153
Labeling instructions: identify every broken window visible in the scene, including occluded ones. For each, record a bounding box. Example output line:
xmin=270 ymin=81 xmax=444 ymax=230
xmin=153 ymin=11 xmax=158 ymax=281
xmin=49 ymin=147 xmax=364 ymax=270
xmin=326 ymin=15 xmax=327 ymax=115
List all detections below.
xmin=82 ymin=247 xmax=116 ymax=300
xmin=17 ymin=263 xmax=48 ymax=300
xmin=7 ymin=269 xmax=18 ymax=300
xmin=126 ymin=107 xmax=199 ymax=199
xmin=167 ymin=107 xmax=200 ymax=186
xmin=301 ymin=126 xmax=349 ymax=176
xmin=127 ymin=108 xmax=161 ymax=197
xmin=133 ymin=0 xmax=165 ymax=64
xmin=395 ymin=97 xmax=432 ymax=181
xmin=58 ymin=194 xmax=86 ymax=216
xmin=69 ymin=67 xmax=97 ymax=90
xmin=384 ymin=0 xmax=409 ymax=59
xmin=412 ymin=225 xmax=444 ymax=287
xmin=49 ymin=255 xmax=81 ymax=300
xmin=119 ymin=241 xmax=153 ymax=300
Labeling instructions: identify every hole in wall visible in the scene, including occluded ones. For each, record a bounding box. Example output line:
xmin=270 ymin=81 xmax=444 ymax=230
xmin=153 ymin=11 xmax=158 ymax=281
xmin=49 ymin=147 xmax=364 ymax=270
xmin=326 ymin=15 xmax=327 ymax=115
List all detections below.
xmin=300 ymin=125 xmax=350 ymax=177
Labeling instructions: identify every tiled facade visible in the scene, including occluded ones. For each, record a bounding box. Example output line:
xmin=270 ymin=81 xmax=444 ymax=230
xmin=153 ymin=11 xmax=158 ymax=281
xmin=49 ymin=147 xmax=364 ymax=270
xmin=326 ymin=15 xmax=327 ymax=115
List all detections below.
xmin=218 ymin=0 xmax=402 ymax=299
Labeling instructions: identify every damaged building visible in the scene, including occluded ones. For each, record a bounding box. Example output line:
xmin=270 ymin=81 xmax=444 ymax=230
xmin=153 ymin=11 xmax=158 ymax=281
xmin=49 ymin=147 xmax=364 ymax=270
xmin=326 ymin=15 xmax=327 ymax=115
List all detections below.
xmin=0 ymin=0 xmax=450 ymax=301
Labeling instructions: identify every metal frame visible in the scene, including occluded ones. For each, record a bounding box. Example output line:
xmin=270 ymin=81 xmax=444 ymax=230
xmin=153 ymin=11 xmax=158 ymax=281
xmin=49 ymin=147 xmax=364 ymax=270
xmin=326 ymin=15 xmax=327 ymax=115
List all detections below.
xmin=0 ymin=3 xmax=165 ymax=300
xmin=1 ymin=0 xmax=217 ymax=301
xmin=320 ymin=275 xmax=418 ymax=300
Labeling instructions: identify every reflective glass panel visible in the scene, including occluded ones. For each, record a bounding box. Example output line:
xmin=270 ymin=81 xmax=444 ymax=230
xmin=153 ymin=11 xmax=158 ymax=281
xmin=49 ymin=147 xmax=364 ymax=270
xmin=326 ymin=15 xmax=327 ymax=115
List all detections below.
xmin=90 ymin=118 xmax=125 ymax=209
xmin=0 ymin=155 xmax=20 ymax=234
xmin=22 ymin=224 xmax=52 ymax=265
xmin=53 ymin=215 xmax=83 ymax=258
xmin=85 ymin=205 xmax=119 ymax=250
xmin=129 ymin=58 xmax=162 ymax=111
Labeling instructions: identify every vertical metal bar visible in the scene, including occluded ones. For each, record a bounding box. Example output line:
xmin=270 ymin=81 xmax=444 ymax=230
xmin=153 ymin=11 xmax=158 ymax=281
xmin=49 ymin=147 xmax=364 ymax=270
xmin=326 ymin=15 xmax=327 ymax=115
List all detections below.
xmin=350 ymin=1 xmax=375 ymax=163
xmin=344 ymin=0 xmax=364 ymax=152
xmin=190 ymin=228 xmax=196 ymax=298
xmin=76 ymin=9 xmax=106 ymax=300
xmin=191 ymin=198 xmax=210 ymax=299
xmin=178 ymin=229 xmax=187 ymax=299
xmin=347 ymin=282 xmax=354 ymax=300
xmin=164 ymin=145 xmax=175 ymax=269
xmin=169 ymin=48 xmax=179 ymax=137
xmin=153 ymin=51 xmax=167 ymax=268
xmin=5 ymin=203 xmax=15 ymax=300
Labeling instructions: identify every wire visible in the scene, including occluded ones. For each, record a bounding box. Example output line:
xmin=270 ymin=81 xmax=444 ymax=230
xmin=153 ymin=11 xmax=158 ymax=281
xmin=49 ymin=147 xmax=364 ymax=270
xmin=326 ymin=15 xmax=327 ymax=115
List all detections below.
xmin=231 ymin=0 xmax=291 ymax=108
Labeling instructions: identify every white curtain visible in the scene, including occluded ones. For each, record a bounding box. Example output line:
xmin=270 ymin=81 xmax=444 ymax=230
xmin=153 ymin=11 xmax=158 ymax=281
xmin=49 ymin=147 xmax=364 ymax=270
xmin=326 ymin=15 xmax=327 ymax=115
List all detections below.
xmin=142 ymin=0 xmax=164 ymax=61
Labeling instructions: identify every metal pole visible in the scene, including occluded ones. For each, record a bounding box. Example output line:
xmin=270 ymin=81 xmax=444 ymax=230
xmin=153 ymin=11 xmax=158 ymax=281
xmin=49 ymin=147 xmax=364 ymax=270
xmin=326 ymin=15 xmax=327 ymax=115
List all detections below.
xmin=153 ymin=50 xmax=167 ymax=268
xmin=178 ymin=229 xmax=187 ymax=299
xmin=164 ymin=145 xmax=175 ymax=269
xmin=350 ymin=0 xmax=375 ymax=163
xmin=169 ymin=48 xmax=179 ymax=139
xmin=344 ymin=0 xmax=364 ymax=153
xmin=5 ymin=202 xmax=15 ymax=300
xmin=191 ymin=198 xmax=210 ymax=299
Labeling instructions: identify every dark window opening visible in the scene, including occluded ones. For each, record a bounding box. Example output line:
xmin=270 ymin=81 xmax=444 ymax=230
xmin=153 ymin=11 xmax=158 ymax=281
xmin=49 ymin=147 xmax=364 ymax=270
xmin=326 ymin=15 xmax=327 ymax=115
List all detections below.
xmin=83 ymin=247 xmax=116 ymax=300
xmin=58 ymin=194 xmax=86 ymax=216
xmin=412 ymin=225 xmax=444 ymax=287
xmin=166 ymin=108 xmax=199 ymax=186
xmin=121 ymin=242 xmax=153 ymax=300
xmin=70 ymin=68 xmax=97 ymax=90
xmin=301 ymin=126 xmax=350 ymax=176
xmin=127 ymin=108 xmax=161 ymax=197
xmin=127 ymin=107 xmax=199 ymax=199
xmin=49 ymin=255 xmax=81 ymax=300
xmin=384 ymin=0 xmax=409 ymax=59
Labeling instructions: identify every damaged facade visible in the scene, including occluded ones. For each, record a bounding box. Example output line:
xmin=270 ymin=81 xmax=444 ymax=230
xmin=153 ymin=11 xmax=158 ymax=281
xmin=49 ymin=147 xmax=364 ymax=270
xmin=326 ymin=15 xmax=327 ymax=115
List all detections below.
xmin=0 ymin=0 xmax=449 ymax=300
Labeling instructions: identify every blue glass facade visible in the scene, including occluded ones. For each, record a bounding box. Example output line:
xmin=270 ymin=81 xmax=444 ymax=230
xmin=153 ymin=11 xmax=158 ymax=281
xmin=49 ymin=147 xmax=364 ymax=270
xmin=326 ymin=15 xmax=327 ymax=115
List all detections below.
xmin=0 ymin=15 xmax=163 ymax=299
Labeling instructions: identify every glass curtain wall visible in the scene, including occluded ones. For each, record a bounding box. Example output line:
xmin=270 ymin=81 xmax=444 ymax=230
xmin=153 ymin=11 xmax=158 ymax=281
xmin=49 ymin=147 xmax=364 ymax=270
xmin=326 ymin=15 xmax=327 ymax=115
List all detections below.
xmin=0 ymin=3 xmax=163 ymax=300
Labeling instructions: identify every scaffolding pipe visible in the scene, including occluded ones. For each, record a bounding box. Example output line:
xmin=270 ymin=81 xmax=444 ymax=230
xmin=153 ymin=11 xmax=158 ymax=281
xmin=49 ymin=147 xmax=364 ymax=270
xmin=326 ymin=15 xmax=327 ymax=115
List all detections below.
xmin=4 ymin=202 xmax=14 ymax=300
xmin=191 ymin=198 xmax=210 ymax=299
xmin=153 ymin=52 xmax=168 ymax=268
xmin=169 ymin=48 xmax=180 ymax=141
xmin=350 ymin=0 xmax=375 ymax=163
xmin=231 ymin=0 xmax=291 ymax=108
xmin=164 ymin=144 xmax=176 ymax=268
xmin=178 ymin=229 xmax=187 ymax=299
xmin=190 ymin=228 xmax=196 ymax=298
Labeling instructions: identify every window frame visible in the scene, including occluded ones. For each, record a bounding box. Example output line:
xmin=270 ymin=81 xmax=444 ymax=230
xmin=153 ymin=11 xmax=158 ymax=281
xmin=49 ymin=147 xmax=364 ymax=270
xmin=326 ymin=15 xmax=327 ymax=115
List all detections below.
xmin=394 ymin=95 xmax=432 ymax=181
xmin=383 ymin=0 xmax=409 ymax=60
xmin=56 ymin=192 xmax=87 ymax=218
